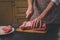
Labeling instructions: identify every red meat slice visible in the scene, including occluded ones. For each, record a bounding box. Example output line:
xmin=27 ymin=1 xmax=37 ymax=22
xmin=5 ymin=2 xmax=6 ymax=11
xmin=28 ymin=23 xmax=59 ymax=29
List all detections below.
xmin=20 ymin=26 xmax=32 ymax=30
xmin=33 ymin=28 xmax=46 ymax=31
xmin=2 ymin=25 xmax=12 ymax=33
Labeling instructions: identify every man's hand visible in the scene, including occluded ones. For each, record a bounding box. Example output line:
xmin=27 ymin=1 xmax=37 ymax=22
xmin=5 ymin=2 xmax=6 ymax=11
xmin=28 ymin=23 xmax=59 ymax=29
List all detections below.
xmin=31 ymin=16 xmax=41 ymax=28
xmin=26 ymin=9 xmax=32 ymax=18
xmin=26 ymin=0 xmax=33 ymax=18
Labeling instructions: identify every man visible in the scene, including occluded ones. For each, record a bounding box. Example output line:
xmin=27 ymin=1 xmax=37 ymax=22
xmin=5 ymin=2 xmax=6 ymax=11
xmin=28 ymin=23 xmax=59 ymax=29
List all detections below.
xmin=19 ymin=0 xmax=60 ymax=30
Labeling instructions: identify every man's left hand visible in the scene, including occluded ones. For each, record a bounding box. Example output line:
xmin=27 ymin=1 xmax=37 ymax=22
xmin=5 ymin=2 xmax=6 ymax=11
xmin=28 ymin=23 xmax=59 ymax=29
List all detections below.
xmin=31 ymin=16 xmax=41 ymax=28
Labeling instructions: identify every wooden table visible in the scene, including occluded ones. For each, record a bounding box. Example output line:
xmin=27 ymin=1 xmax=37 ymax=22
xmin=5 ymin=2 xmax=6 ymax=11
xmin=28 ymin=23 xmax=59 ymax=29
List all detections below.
xmin=0 ymin=24 xmax=60 ymax=40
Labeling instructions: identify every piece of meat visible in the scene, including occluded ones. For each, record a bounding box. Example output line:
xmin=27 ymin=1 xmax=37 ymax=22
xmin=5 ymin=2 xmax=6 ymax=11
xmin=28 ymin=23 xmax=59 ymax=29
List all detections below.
xmin=20 ymin=26 xmax=26 ymax=30
xmin=33 ymin=28 xmax=46 ymax=31
xmin=20 ymin=21 xmax=32 ymax=30
xmin=41 ymin=22 xmax=46 ymax=28
xmin=2 ymin=25 xmax=12 ymax=33
xmin=20 ymin=26 xmax=32 ymax=30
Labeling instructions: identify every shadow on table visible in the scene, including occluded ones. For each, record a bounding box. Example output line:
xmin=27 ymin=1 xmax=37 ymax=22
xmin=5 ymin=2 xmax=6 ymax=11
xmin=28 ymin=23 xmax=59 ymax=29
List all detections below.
xmin=0 ymin=32 xmax=15 ymax=40
xmin=44 ymin=24 xmax=60 ymax=40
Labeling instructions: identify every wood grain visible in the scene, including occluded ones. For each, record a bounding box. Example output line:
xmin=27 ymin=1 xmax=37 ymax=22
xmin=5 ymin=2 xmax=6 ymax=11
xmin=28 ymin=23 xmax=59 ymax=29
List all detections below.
xmin=16 ymin=28 xmax=47 ymax=34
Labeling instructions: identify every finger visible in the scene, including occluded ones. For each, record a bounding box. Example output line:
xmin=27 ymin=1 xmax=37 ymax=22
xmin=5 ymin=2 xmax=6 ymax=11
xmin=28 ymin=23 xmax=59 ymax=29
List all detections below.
xmin=26 ymin=15 xmax=28 ymax=18
xmin=31 ymin=21 xmax=34 ymax=28
xmin=36 ymin=19 xmax=40 ymax=28
xmin=34 ymin=19 xmax=38 ymax=28
xmin=35 ymin=20 xmax=38 ymax=28
xmin=26 ymin=15 xmax=27 ymax=18
xmin=32 ymin=21 xmax=34 ymax=29
xmin=32 ymin=21 xmax=35 ymax=29
xmin=26 ymin=13 xmax=29 ymax=18
xmin=39 ymin=20 xmax=42 ymax=28
xmin=33 ymin=19 xmax=37 ymax=28
xmin=35 ymin=18 xmax=38 ymax=27
xmin=32 ymin=21 xmax=36 ymax=29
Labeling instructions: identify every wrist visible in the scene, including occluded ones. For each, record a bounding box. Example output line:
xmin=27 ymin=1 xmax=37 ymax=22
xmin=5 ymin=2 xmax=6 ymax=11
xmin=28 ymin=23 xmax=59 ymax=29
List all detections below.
xmin=27 ymin=7 xmax=32 ymax=10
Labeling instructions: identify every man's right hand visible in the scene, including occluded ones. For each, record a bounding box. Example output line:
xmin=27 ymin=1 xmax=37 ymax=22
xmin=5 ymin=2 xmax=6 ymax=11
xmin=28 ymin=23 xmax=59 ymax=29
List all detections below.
xmin=26 ymin=8 xmax=32 ymax=18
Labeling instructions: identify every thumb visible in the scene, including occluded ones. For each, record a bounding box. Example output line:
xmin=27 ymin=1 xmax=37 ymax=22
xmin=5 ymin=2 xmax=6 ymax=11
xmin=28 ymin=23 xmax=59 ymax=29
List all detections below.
xmin=26 ymin=15 xmax=28 ymax=18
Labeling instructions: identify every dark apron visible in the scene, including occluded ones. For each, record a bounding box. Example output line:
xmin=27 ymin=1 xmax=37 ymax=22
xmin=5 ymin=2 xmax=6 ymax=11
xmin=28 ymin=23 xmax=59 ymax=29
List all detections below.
xmin=28 ymin=0 xmax=60 ymax=24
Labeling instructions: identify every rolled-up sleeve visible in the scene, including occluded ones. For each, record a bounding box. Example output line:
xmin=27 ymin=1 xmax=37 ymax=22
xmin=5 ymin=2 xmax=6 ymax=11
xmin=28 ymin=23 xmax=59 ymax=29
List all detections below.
xmin=51 ymin=0 xmax=60 ymax=5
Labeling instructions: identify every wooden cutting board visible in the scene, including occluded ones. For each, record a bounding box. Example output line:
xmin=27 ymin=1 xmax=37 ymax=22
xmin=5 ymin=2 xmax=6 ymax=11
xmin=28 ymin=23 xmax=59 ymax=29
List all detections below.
xmin=16 ymin=28 xmax=47 ymax=34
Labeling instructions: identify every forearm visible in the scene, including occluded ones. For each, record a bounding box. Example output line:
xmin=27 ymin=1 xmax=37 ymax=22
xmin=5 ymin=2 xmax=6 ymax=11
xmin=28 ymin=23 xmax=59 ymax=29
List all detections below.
xmin=26 ymin=0 xmax=33 ymax=18
xmin=39 ymin=1 xmax=54 ymax=19
xmin=27 ymin=0 xmax=33 ymax=9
